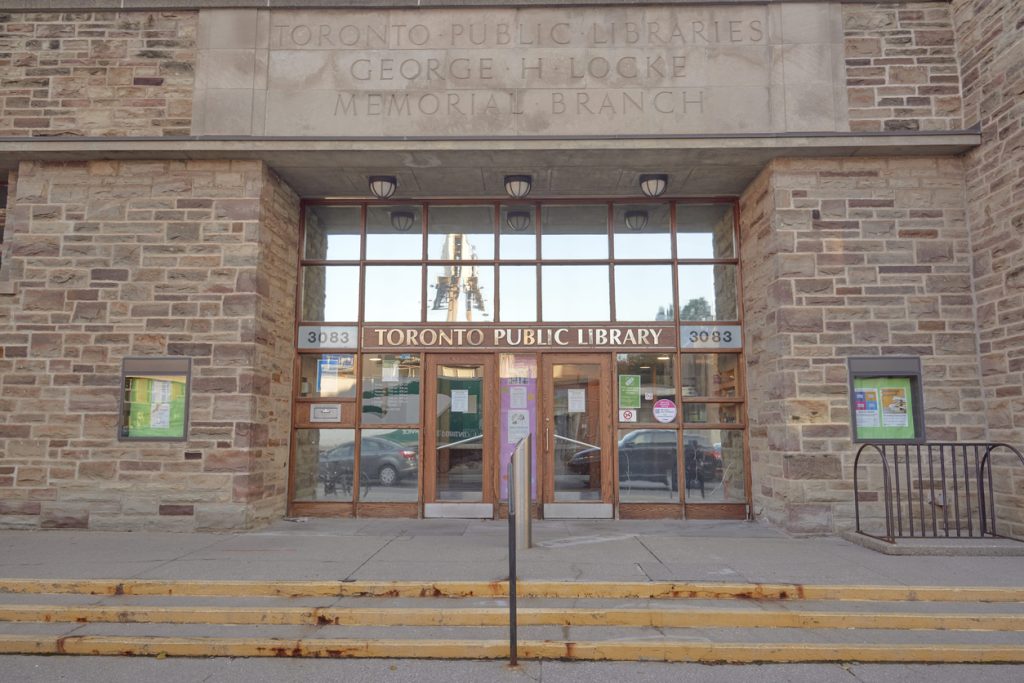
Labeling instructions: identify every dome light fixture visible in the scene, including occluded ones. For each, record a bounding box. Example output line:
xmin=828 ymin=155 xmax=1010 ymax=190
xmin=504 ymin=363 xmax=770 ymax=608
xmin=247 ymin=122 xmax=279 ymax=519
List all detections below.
xmin=368 ymin=175 xmax=397 ymax=200
xmin=390 ymin=210 xmax=415 ymax=232
xmin=638 ymin=173 xmax=668 ymax=198
xmin=505 ymin=210 xmax=532 ymax=232
xmin=503 ymin=175 xmax=532 ymax=199
xmin=624 ymin=210 xmax=649 ymax=232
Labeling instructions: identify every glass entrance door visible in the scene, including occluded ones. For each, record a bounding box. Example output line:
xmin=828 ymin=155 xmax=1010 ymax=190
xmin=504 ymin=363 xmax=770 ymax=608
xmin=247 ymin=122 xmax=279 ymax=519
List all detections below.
xmin=425 ymin=354 xmax=494 ymax=505
xmin=542 ymin=355 xmax=612 ymax=506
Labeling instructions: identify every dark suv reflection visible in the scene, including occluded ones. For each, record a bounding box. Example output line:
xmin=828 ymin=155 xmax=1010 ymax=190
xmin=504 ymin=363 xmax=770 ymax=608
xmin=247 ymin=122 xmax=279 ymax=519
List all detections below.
xmin=616 ymin=429 xmax=680 ymax=490
xmin=567 ymin=430 xmax=722 ymax=492
xmin=319 ymin=437 xmax=418 ymax=487
xmin=567 ymin=429 xmax=680 ymax=490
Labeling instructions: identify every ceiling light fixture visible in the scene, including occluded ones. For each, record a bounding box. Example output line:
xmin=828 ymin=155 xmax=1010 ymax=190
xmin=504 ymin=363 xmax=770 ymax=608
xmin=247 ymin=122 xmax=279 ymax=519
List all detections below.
xmin=506 ymin=210 xmax=532 ymax=232
xmin=504 ymin=175 xmax=532 ymax=199
xmin=368 ymin=175 xmax=397 ymax=200
xmin=390 ymin=210 xmax=415 ymax=232
xmin=624 ymin=210 xmax=649 ymax=232
xmin=638 ymin=174 xmax=668 ymax=198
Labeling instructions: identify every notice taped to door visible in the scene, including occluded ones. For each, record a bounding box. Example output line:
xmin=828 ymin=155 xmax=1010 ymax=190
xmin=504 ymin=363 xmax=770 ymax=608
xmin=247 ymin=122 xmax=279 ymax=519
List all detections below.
xmin=568 ymin=389 xmax=586 ymax=413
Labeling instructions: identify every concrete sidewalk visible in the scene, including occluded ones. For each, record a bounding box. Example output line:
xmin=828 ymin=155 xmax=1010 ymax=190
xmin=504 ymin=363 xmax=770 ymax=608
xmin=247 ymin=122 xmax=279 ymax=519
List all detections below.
xmin=1 ymin=518 xmax=1022 ymax=588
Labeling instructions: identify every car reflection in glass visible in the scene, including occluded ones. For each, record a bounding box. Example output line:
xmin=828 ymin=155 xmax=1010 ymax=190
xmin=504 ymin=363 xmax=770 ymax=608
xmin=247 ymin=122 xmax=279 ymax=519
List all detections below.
xmin=319 ymin=437 xmax=419 ymax=490
xmin=566 ymin=430 xmax=722 ymax=494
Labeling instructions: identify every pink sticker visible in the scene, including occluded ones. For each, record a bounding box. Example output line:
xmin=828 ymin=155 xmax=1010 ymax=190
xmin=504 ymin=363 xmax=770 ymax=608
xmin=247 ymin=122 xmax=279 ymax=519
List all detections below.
xmin=652 ymin=399 xmax=677 ymax=424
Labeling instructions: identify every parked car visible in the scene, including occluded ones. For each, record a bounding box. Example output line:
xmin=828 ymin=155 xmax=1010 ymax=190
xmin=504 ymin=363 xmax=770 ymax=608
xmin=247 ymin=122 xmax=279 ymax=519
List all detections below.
xmin=567 ymin=430 xmax=680 ymax=490
xmin=617 ymin=429 xmax=680 ymax=491
xmin=319 ymin=436 xmax=418 ymax=488
xmin=565 ymin=430 xmax=722 ymax=492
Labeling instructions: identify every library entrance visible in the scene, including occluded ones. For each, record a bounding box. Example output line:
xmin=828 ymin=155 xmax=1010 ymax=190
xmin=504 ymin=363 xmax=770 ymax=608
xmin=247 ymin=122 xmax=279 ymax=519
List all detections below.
xmin=422 ymin=353 xmax=615 ymax=519
xmin=290 ymin=199 xmax=750 ymax=520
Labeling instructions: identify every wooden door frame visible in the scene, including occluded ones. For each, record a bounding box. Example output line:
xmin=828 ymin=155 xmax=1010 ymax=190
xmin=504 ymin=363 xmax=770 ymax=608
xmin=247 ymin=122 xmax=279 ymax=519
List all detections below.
xmin=540 ymin=353 xmax=614 ymax=505
xmin=423 ymin=353 xmax=498 ymax=505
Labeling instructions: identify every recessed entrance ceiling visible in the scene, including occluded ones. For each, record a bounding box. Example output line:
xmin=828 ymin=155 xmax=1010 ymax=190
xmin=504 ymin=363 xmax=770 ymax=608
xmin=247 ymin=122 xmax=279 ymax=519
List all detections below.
xmin=0 ymin=134 xmax=979 ymax=199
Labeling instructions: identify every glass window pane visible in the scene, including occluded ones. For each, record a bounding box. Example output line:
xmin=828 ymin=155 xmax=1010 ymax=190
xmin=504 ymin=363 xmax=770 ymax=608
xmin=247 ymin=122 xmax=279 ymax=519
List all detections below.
xmin=541 ymin=265 xmax=609 ymax=321
xmin=613 ymin=203 xmax=671 ymax=259
xmin=499 ymin=266 xmax=537 ymax=322
xmin=364 ymin=266 xmax=421 ymax=322
xmin=366 ymin=205 xmax=422 ymax=260
xmin=293 ymin=428 xmax=356 ymax=502
xmin=541 ymin=204 xmax=608 ymax=260
xmin=616 ymin=353 xmax=676 ymax=423
xmin=302 ymin=265 xmax=359 ymax=321
xmin=553 ymin=362 xmax=604 ymax=501
xmin=676 ymin=203 xmax=735 ymax=259
xmin=427 ymin=264 xmax=494 ymax=322
xmin=361 ymin=354 xmax=421 ymax=425
xmin=618 ymin=428 xmax=679 ymax=502
xmin=681 ymin=354 xmax=740 ymax=398
xmin=684 ymin=428 xmax=745 ymax=503
xmin=682 ymin=402 xmax=742 ymax=424
xmin=615 ymin=265 xmax=673 ymax=321
xmin=678 ymin=264 xmax=739 ymax=321
xmin=304 ymin=206 xmax=360 ymax=260
xmin=427 ymin=205 xmax=494 ymax=260
xmin=298 ymin=354 xmax=357 ymax=399
xmin=435 ymin=364 xmax=486 ymax=502
xmin=500 ymin=204 xmax=536 ymax=259
xmin=359 ymin=428 xmax=419 ymax=502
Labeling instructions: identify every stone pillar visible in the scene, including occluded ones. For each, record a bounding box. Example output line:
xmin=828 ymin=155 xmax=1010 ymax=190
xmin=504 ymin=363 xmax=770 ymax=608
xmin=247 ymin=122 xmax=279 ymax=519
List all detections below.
xmin=739 ymin=157 xmax=986 ymax=534
xmin=0 ymin=160 xmax=299 ymax=530
xmin=953 ymin=0 xmax=1024 ymax=538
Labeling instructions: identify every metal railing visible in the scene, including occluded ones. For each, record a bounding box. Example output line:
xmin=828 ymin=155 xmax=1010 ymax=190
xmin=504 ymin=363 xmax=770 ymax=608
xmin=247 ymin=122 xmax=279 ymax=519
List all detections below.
xmin=853 ymin=442 xmax=1024 ymax=543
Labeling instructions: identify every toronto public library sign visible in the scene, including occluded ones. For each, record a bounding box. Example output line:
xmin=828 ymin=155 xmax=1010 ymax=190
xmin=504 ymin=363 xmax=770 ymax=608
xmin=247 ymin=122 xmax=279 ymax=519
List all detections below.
xmin=197 ymin=6 xmax=842 ymax=136
xmin=362 ymin=325 xmax=677 ymax=350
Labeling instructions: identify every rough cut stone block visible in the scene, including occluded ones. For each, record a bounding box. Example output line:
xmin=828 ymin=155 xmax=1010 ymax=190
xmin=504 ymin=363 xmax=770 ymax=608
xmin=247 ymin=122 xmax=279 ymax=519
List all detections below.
xmin=783 ymin=455 xmax=842 ymax=480
xmin=777 ymin=308 xmax=824 ymax=332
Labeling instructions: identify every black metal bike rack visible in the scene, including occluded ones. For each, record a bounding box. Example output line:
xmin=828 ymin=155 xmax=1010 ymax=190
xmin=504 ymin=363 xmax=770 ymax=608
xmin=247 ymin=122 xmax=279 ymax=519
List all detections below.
xmin=853 ymin=442 xmax=1024 ymax=543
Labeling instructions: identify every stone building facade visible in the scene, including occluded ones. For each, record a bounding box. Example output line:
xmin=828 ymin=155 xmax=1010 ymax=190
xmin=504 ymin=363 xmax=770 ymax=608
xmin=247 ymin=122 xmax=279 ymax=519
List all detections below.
xmin=0 ymin=0 xmax=1021 ymax=535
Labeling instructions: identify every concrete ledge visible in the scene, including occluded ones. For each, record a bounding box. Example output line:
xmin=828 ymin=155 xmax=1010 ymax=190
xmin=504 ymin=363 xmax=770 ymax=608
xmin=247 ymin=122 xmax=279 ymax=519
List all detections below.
xmin=842 ymin=531 xmax=1024 ymax=557
xmin=0 ymin=133 xmax=981 ymax=197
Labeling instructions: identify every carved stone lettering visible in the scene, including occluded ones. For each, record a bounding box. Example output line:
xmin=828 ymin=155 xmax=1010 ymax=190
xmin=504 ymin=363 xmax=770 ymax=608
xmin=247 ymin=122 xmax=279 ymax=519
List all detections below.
xmin=197 ymin=7 xmax=843 ymax=137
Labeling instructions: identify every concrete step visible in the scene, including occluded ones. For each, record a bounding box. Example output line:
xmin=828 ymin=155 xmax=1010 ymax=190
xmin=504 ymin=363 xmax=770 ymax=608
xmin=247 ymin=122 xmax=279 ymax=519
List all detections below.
xmin=3 ymin=578 xmax=1024 ymax=602
xmin=0 ymin=633 xmax=1023 ymax=663
xmin=1 ymin=578 xmax=1022 ymax=662
xmin=1 ymin=603 xmax=1022 ymax=631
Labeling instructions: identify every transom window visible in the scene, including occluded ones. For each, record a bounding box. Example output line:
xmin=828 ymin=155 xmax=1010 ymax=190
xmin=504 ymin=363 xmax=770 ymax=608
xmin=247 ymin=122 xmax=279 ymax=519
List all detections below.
xmin=300 ymin=200 xmax=738 ymax=324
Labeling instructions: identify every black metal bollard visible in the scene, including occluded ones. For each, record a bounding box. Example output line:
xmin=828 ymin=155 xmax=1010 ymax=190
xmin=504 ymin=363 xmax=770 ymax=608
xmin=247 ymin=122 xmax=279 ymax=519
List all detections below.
xmin=508 ymin=468 xmax=518 ymax=666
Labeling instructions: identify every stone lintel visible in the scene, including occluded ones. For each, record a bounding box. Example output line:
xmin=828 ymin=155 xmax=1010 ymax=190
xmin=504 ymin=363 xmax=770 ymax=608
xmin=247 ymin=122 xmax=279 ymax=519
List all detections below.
xmin=0 ymin=133 xmax=980 ymax=198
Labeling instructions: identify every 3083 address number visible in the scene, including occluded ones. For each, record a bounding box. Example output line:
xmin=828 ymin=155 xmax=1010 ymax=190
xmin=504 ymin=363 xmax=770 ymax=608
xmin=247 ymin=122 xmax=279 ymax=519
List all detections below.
xmin=297 ymin=326 xmax=358 ymax=350
xmin=687 ymin=330 xmax=733 ymax=344
xmin=680 ymin=325 xmax=742 ymax=349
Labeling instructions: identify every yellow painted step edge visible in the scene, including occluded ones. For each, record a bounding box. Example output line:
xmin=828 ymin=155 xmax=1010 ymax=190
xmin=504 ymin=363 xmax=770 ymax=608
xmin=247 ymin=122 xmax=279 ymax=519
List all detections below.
xmin=1 ymin=605 xmax=1022 ymax=632
xmin=1 ymin=579 xmax=1023 ymax=602
xmin=1 ymin=635 xmax=1023 ymax=663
